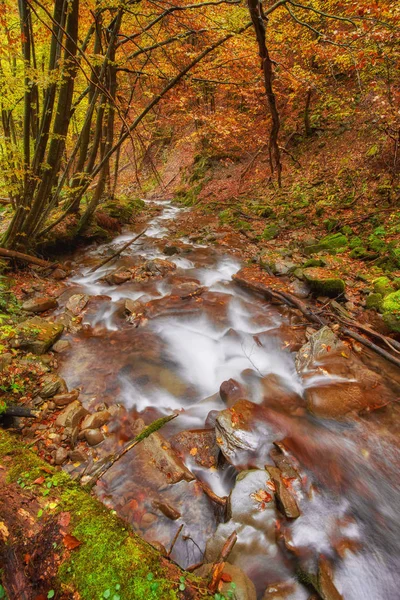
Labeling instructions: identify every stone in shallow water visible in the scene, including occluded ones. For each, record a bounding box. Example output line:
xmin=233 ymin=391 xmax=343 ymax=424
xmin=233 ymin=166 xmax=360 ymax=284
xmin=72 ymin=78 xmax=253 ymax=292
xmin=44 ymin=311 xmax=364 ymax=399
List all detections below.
xmin=215 ymin=400 xmax=276 ymax=467
xmin=85 ymin=428 xmax=105 ymax=446
xmin=80 ymin=410 xmax=110 ymax=431
xmin=219 ymin=378 xmax=246 ymax=406
xmin=265 ymin=465 xmax=300 ymax=519
xmin=296 ymin=327 xmax=393 ymax=418
xmin=170 ymin=428 xmax=219 ymax=468
xmin=65 ymin=293 xmax=89 ymax=315
xmin=39 ymin=374 xmax=67 ymax=398
xmin=56 ymin=400 xmax=88 ymax=428
xmin=11 ymin=317 xmax=64 ymax=354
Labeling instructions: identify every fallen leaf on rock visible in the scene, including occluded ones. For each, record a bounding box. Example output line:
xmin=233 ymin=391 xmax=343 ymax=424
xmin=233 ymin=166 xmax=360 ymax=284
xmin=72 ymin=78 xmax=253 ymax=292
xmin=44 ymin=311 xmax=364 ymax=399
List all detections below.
xmin=189 ymin=447 xmax=198 ymax=456
xmin=251 ymin=489 xmax=272 ymax=504
xmin=220 ymin=572 xmax=232 ymax=583
xmin=63 ymin=533 xmax=82 ymax=550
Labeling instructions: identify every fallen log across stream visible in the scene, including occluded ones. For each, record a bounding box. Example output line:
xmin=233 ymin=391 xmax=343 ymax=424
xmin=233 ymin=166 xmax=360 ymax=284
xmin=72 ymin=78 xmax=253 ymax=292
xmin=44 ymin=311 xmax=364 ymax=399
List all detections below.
xmin=233 ymin=271 xmax=400 ymax=370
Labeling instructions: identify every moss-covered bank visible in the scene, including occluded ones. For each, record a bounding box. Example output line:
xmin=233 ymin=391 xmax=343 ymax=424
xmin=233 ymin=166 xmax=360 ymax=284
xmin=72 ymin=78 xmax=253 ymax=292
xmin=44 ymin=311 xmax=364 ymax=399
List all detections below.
xmin=0 ymin=430 xmax=210 ymax=600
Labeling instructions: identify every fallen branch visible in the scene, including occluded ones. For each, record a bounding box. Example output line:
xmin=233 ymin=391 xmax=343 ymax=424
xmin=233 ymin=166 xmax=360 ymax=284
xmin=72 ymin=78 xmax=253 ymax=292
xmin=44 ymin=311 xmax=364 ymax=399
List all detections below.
xmin=0 ymin=247 xmax=56 ymax=269
xmin=89 ymin=229 xmax=147 ymax=273
xmin=233 ymin=272 xmax=400 ymax=368
xmin=81 ymin=413 xmax=178 ymax=487
xmin=0 ymin=406 xmax=39 ymax=419
xmin=197 ymin=480 xmax=227 ymax=508
xmin=208 ymin=531 xmax=237 ymax=593
xmin=167 ymin=524 xmax=183 ymax=558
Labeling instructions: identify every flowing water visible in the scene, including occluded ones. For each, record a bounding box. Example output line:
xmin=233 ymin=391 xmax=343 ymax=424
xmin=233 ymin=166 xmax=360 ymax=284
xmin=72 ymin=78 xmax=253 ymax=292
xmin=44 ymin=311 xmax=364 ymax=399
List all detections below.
xmin=56 ymin=200 xmax=400 ymax=599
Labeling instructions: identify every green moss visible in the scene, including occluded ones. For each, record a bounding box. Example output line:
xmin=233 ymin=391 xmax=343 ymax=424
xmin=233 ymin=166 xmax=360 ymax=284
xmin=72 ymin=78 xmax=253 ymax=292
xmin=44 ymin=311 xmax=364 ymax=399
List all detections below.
xmin=382 ymin=290 xmax=400 ymax=313
xmin=0 ymin=430 xmax=208 ymax=600
xmin=261 ymin=224 xmax=279 ymax=240
xmin=303 ymin=258 xmax=326 ymax=268
xmin=305 ymin=232 xmax=348 ymax=255
xmin=373 ymin=276 xmax=394 ymax=296
xmin=303 ymin=267 xmax=345 ymax=297
xmin=365 ymin=293 xmax=383 ymax=311
xmin=349 ymin=236 xmax=363 ymax=249
xmin=102 ymin=197 xmax=145 ymax=224
xmin=382 ymin=311 xmax=400 ymax=333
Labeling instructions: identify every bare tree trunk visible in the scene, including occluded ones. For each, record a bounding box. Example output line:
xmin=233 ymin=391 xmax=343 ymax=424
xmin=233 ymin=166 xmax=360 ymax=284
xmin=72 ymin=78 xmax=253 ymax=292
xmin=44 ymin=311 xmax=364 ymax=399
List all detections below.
xmin=248 ymin=0 xmax=282 ymax=186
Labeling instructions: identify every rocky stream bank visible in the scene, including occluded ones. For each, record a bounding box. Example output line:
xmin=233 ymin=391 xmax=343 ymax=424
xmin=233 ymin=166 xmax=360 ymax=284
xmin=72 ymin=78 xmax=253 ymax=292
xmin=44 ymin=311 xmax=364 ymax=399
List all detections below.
xmin=1 ymin=199 xmax=400 ymax=600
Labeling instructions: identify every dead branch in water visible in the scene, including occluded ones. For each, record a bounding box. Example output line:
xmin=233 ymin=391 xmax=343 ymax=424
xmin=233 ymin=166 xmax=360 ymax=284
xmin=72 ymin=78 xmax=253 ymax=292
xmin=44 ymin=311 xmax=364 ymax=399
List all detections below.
xmin=81 ymin=413 xmax=178 ymax=488
xmin=208 ymin=531 xmax=237 ymax=593
xmin=89 ymin=229 xmax=147 ymax=273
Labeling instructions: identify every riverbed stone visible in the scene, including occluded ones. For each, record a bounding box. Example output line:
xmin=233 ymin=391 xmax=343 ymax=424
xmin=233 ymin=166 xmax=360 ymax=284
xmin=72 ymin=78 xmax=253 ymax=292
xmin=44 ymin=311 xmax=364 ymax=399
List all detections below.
xmin=22 ymin=297 xmax=58 ymax=313
xmin=84 ymin=428 xmax=105 ymax=446
xmin=39 ymin=374 xmax=67 ymax=398
xmin=265 ymin=465 xmax=300 ymax=519
xmin=303 ymin=268 xmax=345 ymax=297
xmin=170 ymin=428 xmax=219 ymax=468
xmin=56 ymin=400 xmax=88 ymax=428
xmin=80 ymin=410 xmax=110 ymax=431
xmin=65 ymin=293 xmax=89 ymax=315
xmin=295 ymin=327 xmax=345 ymax=373
xmin=219 ymin=378 xmax=246 ymax=406
xmin=107 ymin=269 xmax=132 ymax=285
xmin=52 ymin=340 xmax=71 ymax=353
xmin=215 ymin=400 xmax=278 ymax=468
xmin=11 ymin=317 xmax=64 ymax=354
xmin=53 ymin=390 xmax=79 ymax=407
xmin=55 ymin=446 xmax=69 ymax=465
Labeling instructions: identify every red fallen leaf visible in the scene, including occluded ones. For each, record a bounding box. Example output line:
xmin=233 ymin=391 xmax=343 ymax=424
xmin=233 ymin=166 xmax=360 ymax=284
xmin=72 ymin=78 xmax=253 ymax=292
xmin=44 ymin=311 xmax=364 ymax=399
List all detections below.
xmin=40 ymin=466 xmax=52 ymax=474
xmin=58 ymin=512 xmax=71 ymax=528
xmin=34 ymin=595 xmax=46 ymax=600
xmin=33 ymin=476 xmax=45 ymax=485
xmin=24 ymin=553 xmax=31 ymax=564
xmin=63 ymin=533 xmax=82 ymax=550
xmin=220 ymin=572 xmax=233 ymax=583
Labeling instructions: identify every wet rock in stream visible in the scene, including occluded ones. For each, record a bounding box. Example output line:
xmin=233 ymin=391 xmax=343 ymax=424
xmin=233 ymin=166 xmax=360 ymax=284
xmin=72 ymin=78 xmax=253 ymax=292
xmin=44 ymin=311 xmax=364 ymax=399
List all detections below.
xmin=65 ymin=293 xmax=90 ymax=315
xmin=215 ymin=400 xmax=276 ymax=467
xmin=296 ymin=326 xmax=393 ymax=418
xmin=170 ymin=428 xmax=219 ymax=468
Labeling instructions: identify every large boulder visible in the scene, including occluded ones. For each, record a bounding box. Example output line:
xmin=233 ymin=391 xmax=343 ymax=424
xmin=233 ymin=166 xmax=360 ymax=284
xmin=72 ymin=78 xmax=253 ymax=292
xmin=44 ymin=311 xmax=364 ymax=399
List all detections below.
xmin=22 ymin=297 xmax=58 ymax=313
xmin=303 ymin=268 xmax=345 ymax=297
xmin=11 ymin=317 xmax=64 ymax=354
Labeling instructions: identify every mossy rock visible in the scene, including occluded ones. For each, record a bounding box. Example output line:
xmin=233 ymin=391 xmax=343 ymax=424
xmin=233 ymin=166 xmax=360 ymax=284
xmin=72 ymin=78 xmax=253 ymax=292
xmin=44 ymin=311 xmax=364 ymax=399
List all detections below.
xmin=304 ymin=232 xmax=348 ymax=255
xmin=349 ymin=247 xmax=377 ymax=260
xmin=262 ymin=224 xmax=279 ymax=240
xmin=365 ymin=293 xmax=383 ymax=311
xmin=303 ymin=268 xmax=345 ymax=297
xmin=303 ymin=258 xmax=326 ymax=268
xmin=373 ymin=276 xmax=394 ymax=296
xmin=10 ymin=317 xmax=64 ymax=355
xmin=381 ymin=291 xmax=400 ymax=332
xmin=349 ymin=236 xmax=363 ymax=249
xmin=101 ymin=197 xmax=144 ymax=224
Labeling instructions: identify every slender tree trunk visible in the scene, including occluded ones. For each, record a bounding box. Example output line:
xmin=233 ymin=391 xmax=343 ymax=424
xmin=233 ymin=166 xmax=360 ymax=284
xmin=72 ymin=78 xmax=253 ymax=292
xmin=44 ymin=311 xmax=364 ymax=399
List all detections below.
xmin=248 ymin=0 xmax=282 ymax=186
